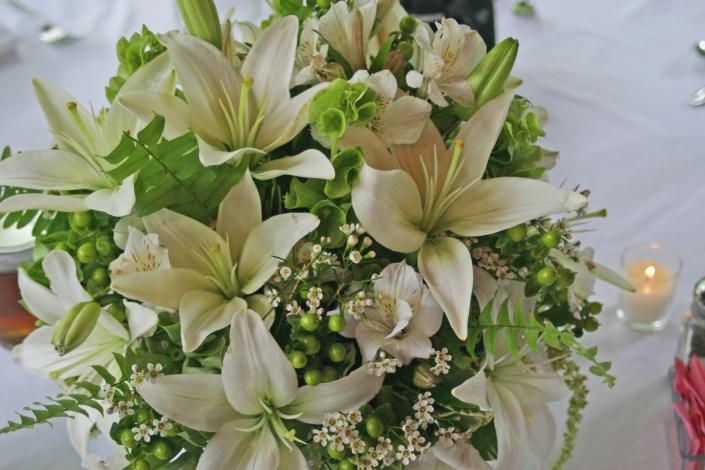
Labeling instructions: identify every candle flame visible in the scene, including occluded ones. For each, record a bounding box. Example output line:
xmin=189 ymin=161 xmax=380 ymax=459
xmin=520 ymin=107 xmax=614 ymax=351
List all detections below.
xmin=644 ymin=265 xmax=656 ymax=279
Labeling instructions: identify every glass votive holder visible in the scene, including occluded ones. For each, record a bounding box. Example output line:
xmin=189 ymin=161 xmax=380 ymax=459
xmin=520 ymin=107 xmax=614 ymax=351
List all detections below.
xmin=617 ymin=242 xmax=682 ymax=332
xmin=0 ymin=224 xmax=36 ymax=348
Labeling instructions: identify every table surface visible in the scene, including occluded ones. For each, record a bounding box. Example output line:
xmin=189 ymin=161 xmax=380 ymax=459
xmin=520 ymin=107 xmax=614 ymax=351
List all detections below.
xmin=1 ymin=0 xmax=704 ymax=468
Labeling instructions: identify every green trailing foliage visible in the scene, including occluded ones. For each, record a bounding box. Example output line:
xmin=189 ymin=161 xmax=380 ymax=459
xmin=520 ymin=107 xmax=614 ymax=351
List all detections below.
xmin=105 ymin=115 xmax=248 ymax=223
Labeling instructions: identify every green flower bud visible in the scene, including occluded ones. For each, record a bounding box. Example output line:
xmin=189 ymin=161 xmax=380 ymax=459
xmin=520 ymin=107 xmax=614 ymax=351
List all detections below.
xmin=399 ymin=15 xmax=418 ymax=35
xmin=70 ymin=211 xmax=93 ymax=228
xmin=413 ymin=362 xmax=439 ymax=389
xmin=176 ymin=0 xmax=222 ymax=49
xmin=95 ymin=235 xmax=114 ymax=257
xmin=317 ymin=108 xmax=347 ymax=140
xmin=317 ymin=0 xmax=331 ymax=8
xmin=365 ymin=416 xmax=384 ymax=438
xmin=467 ymin=37 xmax=519 ymax=108
xmin=52 ymin=301 xmax=102 ymax=355
xmin=397 ymin=41 xmax=414 ymax=60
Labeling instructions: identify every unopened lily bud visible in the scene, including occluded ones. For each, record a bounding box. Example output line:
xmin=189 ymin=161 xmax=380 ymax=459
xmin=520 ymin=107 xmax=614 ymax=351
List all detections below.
xmin=52 ymin=301 xmax=102 ymax=355
xmin=413 ymin=362 xmax=439 ymax=389
xmin=467 ymin=37 xmax=519 ymax=108
xmin=176 ymin=0 xmax=222 ymax=49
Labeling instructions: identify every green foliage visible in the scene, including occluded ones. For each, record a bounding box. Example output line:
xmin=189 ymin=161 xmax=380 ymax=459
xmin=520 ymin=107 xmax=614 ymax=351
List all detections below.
xmin=105 ymin=115 xmax=247 ymax=223
xmin=324 ymin=148 xmax=364 ymax=199
xmin=285 ymin=178 xmax=326 ymax=210
xmin=467 ymin=37 xmax=519 ymax=109
xmin=106 ymin=26 xmax=166 ymax=103
xmin=308 ymin=79 xmax=378 ymax=130
xmin=0 ymin=146 xmax=42 ymax=233
xmin=0 ymin=392 xmax=103 ymax=435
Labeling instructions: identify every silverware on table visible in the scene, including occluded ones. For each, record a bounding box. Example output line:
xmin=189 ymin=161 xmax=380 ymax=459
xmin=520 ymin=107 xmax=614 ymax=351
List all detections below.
xmin=0 ymin=0 xmax=78 ymax=46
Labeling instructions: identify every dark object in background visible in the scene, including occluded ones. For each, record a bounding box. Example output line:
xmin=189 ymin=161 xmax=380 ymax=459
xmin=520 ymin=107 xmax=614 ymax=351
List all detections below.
xmin=400 ymin=0 xmax=496 ymax=48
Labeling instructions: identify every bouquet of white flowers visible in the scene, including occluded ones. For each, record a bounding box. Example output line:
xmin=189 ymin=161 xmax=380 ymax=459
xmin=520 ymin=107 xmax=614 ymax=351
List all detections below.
xmin=0 ymin=1 xmax=633 ymax=469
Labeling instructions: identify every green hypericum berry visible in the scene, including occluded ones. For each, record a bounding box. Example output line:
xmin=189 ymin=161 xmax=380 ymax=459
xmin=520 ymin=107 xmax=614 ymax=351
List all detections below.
xmin=507 ymin=224 xmax=527 ymax=242
xmin=339 ymin=460 xmax=355 ymax=470
xmin=91 ymin=267 xmax=109 ymax=285
xmin=536 ymin=266 xmax=557 ymax=286
xmin=588 ymin=302 xmax=603 ymax=315
xmin=583 ymin=317 xmax=599 ymax=332
xmin=327 ymin=343 xmax=346 ymax=363
xmin=327 ymin=443 xmax=344 ymax=459
xmin=399 ymin=15 xmax=418 ymax=34
xmin=95 ymin=235 xmax=114 ymax=256
xmin=119 ymin=428 xmax=136 ymax=448
xmin=76 ymin=242 xmax=98 ymax=264
xmin=107 ymin=303 xmax=127 ymax=322
xmin=317 ymin=0 xmax=331 ymax=8
xmin=321 ymin=366 xmax=337 ymax=382
xmin=541 ymin=230 xmax=561 ymax=248
xmin=54 ymin=241 xmax=68 ymax=251
xmin=290 ymin=351 xmax=308 ymax=369
xmin=365 ymin=416 xmax=384 ymax=438
xmin=300 ymin=312 xmax=320 ymax=332
xmin=327 ymin=314 xmax=346 ymax=333
xmin=135 ymin=408 xmax=152 ymax=423
xmin=132 ymin=459 xmax=150 ymax=470
xmin=556 ymin=269 xmax=575 ymax=288
xmin=300 ymin=335 xmax=321 ymax=355
xmin=304 ymin=369 xmax=322 ymax=386
xmin=70 ymin=211 xmax=93 ymax=228
xmin=151 ymin=440 xmax=172 ymax=461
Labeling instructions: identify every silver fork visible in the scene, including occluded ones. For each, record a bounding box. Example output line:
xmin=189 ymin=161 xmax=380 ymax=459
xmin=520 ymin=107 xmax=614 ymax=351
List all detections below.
xmin=1 ymin=0 xmax=78 ymax=45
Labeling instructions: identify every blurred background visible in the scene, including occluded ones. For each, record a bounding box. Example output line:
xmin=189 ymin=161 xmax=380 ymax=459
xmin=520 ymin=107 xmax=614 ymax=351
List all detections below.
xmin=0 ymin=0 xmax=703 ymax=468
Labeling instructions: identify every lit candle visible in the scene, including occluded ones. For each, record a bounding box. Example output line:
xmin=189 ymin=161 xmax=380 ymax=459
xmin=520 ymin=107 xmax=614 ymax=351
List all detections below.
xmin=617 ymin=243 xmax=682 ymax=332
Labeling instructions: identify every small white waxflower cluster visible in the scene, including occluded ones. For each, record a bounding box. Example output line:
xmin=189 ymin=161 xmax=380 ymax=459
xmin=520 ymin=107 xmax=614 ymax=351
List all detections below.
xmin=131 ymin=417 xmax=173 ymax=443
xmin=430 ymin=347 xmax=452 ymax=376
xmin=344 ymin=291 xmax=373 ymax=320
xmin=367 ymin=352 xmax=403 ymax=376
xmin=341 ymin=224 xmax=375 ymax=265
xmin=285 ymin=300 xmax=305 ymax=317
xmin=471 ymin=246 xmax=515 ymax=282
xmin=435 ymin=426 xmax=461 ymax=443
xmin=412 ymin=392 xmax=436 ymax=429
xmin=100 ymin=384 xmax=136 ymax=419
xmin=313 ymin=411 xmax=367 ymax=457
xmin=263 ymin=286 xmax=281 ymax=307
xmin=306 ymin=286 xmax=324 ymax=311
xmin=129 ymin=363 xmax=163 ymax=387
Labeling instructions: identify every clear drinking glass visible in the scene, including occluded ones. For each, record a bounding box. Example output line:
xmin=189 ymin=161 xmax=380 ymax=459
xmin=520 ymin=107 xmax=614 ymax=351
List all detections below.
xmin=616 ymin=242 xmax=682 ymax=332
xmin=0 ymin=225 xmax=35 ymax=349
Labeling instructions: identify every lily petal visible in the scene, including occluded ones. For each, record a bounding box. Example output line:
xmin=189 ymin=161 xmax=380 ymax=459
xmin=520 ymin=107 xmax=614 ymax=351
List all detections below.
xmin=223 ymin=310 xmax=298 ymax=415
xmin=452 ymin=367 xmax=490 ymax=411
xmin=179 ymin=293 xmax=246 ymax=353
xmin=83 ymin=174 xmax=136 ymax=217
xmin=17 ymin=268 xmax=64 ymax=324
xmin=0 ymin=149 xmax=105 ymax=190
xmin=217 ymin=171 xmax=262 ymax=261
xmin=378 ymin=95 xmax=432 ymax=146
xmin=339 ymin=127 xmax=396 ymax=171
xmin=284 ymin=366 xmax=384 ymax=424
xmin=238 ymin=213 xmax=319 ymax=295
xmin=137 ymin=374 xmax=241 ymax=432
xmin=252 ymin=149 xmax=335 ymax=181
xmin=373 ymin=261 xmax=422 ymax=306
xmin=354 ymin=321 xmax=388 ymax=362
xmin=196 ymin=134 xmax=263 ymax=167
xmin=112 ymin=269 xmax=215 ymax=309
xmin=525 ymin=404 xmax=558 ymax=468
xmin=473 ymin=266 xmax=499 ymax=311
xmin=351 ymin=165 xmax=426 ymax=253
xmin=118 ymin=91 xmax=190 ymax=140
xmin=0 ymin=194 xmax=87 ymax=213
xmin=443 ymin=177 xmax=588 ymax=237
xmin=418 ymin=237 xmax=474 ymax=340
xmin=454 ymin=91 xmax=515 ymax=188
xmin=43 ymin=250 xmax=90 ymax=306
xmin=143 ymin=209 xmax=228 ymax=273
xmin=196 ymin=419 xmax=279 ymax=470
xmin=124 ymin=301 xmax=158 ymax=340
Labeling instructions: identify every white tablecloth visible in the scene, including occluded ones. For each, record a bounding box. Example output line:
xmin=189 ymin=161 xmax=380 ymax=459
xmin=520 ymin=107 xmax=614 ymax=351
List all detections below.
xmin=0 ymin=0 xmax=704 ymax=468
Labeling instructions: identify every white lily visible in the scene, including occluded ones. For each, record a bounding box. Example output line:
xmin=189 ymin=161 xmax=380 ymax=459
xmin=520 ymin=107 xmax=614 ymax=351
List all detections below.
xmin=67 ymin=406 xmax=127 ymax=470
xmin=342 ymin=70 xmax=432 ymax=147
xmin=406 ymin=18 xmax=486 ymax=107
xmin=351 ymin=92 xmax=588 ymax=340
xmin=452 ymin=350 xmax=568 ymax=470
xmin=318 ymin=0 xmax=377 ymax=72
xmin=408 ymin=436 xmax=490 ymax=470
xmin=119 ymin=17 xmax=334 ymax=181
xmin=0 ymin=53 xmax=174 ymax=216
xmin=12 ymin=250 xmax=158 ymax=383
xmin=292 ymin=18 xmax=330 ymax=87
xmin=137 ymin=309 xmax=384 ymax=470
xmin=109 ymin=226 xmax=170 ymax=280
xmin=112 ymin=171 xmax=319 ymax=352
xmin=350 ymin=261 xmax=443 ymax=364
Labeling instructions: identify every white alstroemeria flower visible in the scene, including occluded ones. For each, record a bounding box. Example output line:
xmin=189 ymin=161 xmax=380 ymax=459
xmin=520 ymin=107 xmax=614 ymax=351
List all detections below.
xmin=0 ymin=54 xmax=174 ymax=216
xmin=13 ymin=250 xmax=158 ymax=382
xmin=452 ymin=351 xmax=568 ymax=470
xmin=109 ymin=226 xmax=170 ymax=280
xmin=351 ymin=92 xmax=587 ymax=340
xmin=137 ymin=310 xmax=384 ymax=470
xmin=349 ymin=261 xmax=443 ymax=364
xmin=119 ymin=17 xmax=334 ymax=181
xmin=406 ymin=18 xmax=486 ymax=107
xmin=293 ymin=18 xmax=330 ymax=87
xmin=408 ymin=436 xmax=490 ymax=470
xmin=67 ymin=406 xmax=127 ymax=470
xmin=343 ymin=70 xmax=432 ymax=147
xmin=318 ymin=0 xmax=377 ymax=72
xmin=112 ymin=171 xmax=319 ymax=352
